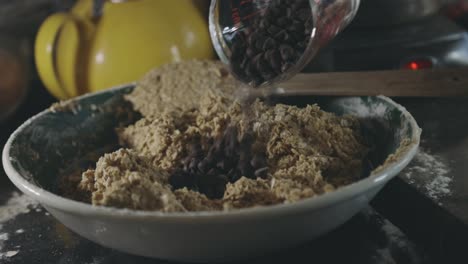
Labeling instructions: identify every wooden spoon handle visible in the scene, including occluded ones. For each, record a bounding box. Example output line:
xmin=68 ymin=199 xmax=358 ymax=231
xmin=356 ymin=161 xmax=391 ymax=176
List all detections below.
xmin=280 ymin=68 xmax=468 ymax=97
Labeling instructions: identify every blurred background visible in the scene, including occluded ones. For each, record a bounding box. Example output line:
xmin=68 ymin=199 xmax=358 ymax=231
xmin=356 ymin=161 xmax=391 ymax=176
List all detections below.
xmin=2 ymin=0 xmax=468 ymax=141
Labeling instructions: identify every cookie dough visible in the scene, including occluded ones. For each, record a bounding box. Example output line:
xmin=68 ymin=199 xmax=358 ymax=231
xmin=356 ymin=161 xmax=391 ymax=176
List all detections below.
xmin=125 ymin=60 xmax=240 ymax=116
xmin=78 ymin=60 xmax=368 ymax=212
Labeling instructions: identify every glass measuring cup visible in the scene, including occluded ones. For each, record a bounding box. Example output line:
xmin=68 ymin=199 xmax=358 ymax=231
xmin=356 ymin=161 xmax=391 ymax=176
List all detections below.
xmin=209 ymin=0 xmax=360 ymax=88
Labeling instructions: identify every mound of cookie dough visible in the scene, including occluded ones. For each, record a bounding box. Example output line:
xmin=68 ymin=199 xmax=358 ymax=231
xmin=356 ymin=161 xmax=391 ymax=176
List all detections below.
xmin=125 ymin=60 xmax=240 ymax=116
xmin=78 ymin=60 xmax=368 ymax=212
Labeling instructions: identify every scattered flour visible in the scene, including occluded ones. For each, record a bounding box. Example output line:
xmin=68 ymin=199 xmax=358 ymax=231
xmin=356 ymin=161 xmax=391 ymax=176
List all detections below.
xmin=0 ymin=192 xmax=38 ymax=260
xmin=365 ymin=208 xmax=423 ymax=264
xmin=0 ymin=233 xmax=8 ymax=241
xmin=0 ymin=250 xmax=19 ymax=258
xmin=402 ymin=148 xmax=452 ymax=202
xmin=0 ymin=192 xmax=38 ymax=223
xmin=335 ymin=97 xmax=389 ymax=117
xmin=0 ymin=232 xmax=9 ymax=260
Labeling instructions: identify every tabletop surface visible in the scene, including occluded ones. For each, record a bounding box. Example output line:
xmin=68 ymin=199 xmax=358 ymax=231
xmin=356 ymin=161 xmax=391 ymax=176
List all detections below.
xmin=1 ymin=81 xmax=467 ymax=264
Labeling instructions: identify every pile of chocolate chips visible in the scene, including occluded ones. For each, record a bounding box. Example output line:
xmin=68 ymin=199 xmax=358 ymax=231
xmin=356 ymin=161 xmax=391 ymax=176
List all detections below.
xmin=169 ymin=126 xmax=268 ymax=199
xmin=230 ymin=0 xmax=313 ymax=87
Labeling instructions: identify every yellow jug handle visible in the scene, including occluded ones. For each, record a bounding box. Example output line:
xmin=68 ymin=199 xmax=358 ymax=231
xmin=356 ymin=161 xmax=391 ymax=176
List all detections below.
xmin=35 ymin=13 xmax=73 ymax=100
xmin=55 ymin=17 xmax=82 ymax=98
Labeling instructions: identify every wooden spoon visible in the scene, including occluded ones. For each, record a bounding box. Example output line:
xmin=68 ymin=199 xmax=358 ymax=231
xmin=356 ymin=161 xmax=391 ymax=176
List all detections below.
xmin=279 ymin=68 xmax=468 ymax=97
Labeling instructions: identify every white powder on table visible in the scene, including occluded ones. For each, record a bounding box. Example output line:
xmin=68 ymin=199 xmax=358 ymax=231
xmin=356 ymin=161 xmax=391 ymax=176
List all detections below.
xmin=0 ymin=192 xmax=37 ymax=223
xmin=0 ymin=233 xmax=8 ymax=241
xmin=401 ymin=148 xmax=452 ymax=202
xmin=363 ymin=207 xmax=423 ymax=264
xmin=0 ymin=250 xmax=18 ymax=258
xmin=0 ymin=232 xmax=9 ymax=259
xmin=0 ymin=192 xmax=38 ymax=260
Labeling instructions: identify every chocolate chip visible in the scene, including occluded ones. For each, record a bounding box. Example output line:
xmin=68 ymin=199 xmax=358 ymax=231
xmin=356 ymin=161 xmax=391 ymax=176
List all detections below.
xmin=206 ymin=147 xmax=216 ymax=163
xmin=265 ymin=49 xmax=282 ymax=73
xmin=281 ymin=62 xmax=294 ymax=73
xmin=242 ymin=132 xmax=255 ymax=146
xmin=251 ymin=153 xmax=267 ymax=168
xmin=246 ymin=47 xmax=256 ymax=58
xmin=197 ymin=159 xmax=209 ymax=173
xmin=259 ymin=19 xmax=270 ymax=29
xmin=279 ymin=44 xmax=295 ymax=61
xmin=170 ymin=169 xmax=195 ymax=189
xmin=216 ymin=160 xmax=225 ymax=170
xmin=296 ymin=41 xmax=307 ymax=50
xmin=182 ymin=156 xmax=192 ymax=169
xmin=255 ymin=55 xmax=270 ymax=73
xmin=261 ymin=69 xmax=276 ymax=81
xmin=214 ymin=185 xmax=226 ymax=198
xmin=257 ymin=60 xmax=275 ymax=80
xmin=248 ymin=32 xmax=266 ymax=46
xmin=237 ymin=57 xmax=248 ymax=73
xmin=267 ymin=24 xmax=282 ymax=35
xmin=255 ymin=37 xmax=268 ymax=50
xmin=290 ymin=20 xmax=305 ymax=33
xmin=189 ymin=158 xmax=198 ymax=173
xmin=218 ymin=174 xmax=228 ymax=182
xmin=265 ymin=6 xmax=281 ymax=17
xmin=207 ymin=168 xmax=217 ymax=177
xmin=297 ymin=8 xmax=311 ymax=22
xmin=276 ymin=17 xmax=291 ymax=27
xmin=189 ymin=144 xmax=202 ymax=157
xmin=214 ymin=135 xmax=225 ymax=153
xmin=291 ymin=0 xmax=308 ymax=11
xmin=251 ymin=77 xmax=265 ymax=87
xmin=245 ymin=62 xmax=258 ymax=78
xmin=274 ymin=30 xmax=287 ymax=42
xmin=304 ymin=18 xmax=313 ymax=36
xmin=262 ymin=38 xmax=277 ymax=50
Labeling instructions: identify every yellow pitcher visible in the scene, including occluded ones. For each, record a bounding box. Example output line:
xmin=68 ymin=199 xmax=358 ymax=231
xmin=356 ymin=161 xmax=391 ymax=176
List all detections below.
xmin=35 ymin=0 xmax=214 ymax=100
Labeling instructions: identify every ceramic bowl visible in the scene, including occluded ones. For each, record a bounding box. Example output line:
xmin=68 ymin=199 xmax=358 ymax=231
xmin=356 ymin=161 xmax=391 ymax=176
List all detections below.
xmin=2 ymin=84 xmax=421 ymax=262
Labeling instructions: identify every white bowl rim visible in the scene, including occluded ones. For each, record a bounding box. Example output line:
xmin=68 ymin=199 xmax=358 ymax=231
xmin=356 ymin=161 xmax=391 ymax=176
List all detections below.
xmin=2 ymin=83 xmax=421 ymax=221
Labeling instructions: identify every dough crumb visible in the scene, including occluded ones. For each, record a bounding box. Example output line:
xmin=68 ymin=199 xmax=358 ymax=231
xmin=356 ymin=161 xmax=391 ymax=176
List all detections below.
xmin=79 ymin=148 xmax=185 ymax=212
